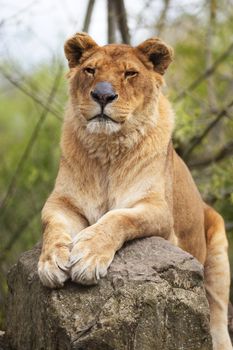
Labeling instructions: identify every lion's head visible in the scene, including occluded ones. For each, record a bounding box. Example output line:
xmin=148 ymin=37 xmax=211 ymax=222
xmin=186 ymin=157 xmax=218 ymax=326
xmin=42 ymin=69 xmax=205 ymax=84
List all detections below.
xmin=64 ymin=32 xmax=173 ymax=135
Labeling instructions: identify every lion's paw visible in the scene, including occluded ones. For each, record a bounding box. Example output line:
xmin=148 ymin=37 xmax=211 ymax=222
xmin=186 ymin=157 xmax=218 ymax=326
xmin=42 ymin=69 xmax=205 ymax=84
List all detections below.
xmin=69 ymin=226 xmax=115 ymax=285
xmin=38 ymin=244 xmax=70 ymax=288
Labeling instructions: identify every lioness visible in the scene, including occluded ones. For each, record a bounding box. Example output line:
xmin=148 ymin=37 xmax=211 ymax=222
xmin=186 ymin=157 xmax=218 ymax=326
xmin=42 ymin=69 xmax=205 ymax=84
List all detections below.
xmin=38 ymin=33 xmax=231 ymax=349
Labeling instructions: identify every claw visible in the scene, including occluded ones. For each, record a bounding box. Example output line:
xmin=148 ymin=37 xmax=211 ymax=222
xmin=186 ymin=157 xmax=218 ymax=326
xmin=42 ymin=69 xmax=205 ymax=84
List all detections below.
xmin=69 ymin=250 xmax=86 ymax=267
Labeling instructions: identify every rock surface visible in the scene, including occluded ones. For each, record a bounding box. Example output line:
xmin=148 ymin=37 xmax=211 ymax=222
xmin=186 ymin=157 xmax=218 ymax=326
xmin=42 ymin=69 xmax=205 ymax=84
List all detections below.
xmin=5 ymin=237 xmax=212 ymax=350
xmin=0 ymin=331 xmax=9 ymax=350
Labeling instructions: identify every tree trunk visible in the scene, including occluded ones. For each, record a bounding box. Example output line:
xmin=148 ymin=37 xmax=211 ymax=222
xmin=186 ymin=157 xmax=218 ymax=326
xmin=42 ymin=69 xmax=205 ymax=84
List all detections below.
xmin=107 ymin=0 xmax=116 ymax=43
xmin=114 ymin=0 xmax=131 ymax=44
xmin=82 ymin=0 xmax=96 ymax=33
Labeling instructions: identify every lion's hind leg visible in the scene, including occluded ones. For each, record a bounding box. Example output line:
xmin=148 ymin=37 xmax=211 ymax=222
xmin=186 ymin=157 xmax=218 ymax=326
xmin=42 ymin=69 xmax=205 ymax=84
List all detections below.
xmin=204 ymin=205 xmax=232 ymax=349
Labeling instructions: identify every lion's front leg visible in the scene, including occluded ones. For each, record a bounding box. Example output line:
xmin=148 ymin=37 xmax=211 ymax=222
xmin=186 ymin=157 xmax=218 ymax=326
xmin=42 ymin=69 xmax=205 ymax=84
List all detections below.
xmin=38 ymin=196 xmax=88 ymax=288
xmin=70 ymin=198 xmax=173 ymax=285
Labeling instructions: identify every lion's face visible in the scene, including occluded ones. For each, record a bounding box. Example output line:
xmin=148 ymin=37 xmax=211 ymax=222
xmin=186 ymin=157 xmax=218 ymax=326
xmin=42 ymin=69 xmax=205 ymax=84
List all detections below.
xmin=65 ymin=33 xmax=173 ymax=134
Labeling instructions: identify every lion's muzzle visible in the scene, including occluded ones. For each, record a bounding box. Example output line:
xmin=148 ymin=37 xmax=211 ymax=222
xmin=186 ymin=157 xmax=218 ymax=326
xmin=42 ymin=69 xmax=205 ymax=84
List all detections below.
xmin=90 ymin=82 xmax=118 ymax=109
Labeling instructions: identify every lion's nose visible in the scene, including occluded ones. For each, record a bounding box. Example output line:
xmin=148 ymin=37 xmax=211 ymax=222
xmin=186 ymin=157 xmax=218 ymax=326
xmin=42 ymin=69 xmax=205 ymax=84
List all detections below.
xmin=91 ymin=82 xmax=118 ymax=107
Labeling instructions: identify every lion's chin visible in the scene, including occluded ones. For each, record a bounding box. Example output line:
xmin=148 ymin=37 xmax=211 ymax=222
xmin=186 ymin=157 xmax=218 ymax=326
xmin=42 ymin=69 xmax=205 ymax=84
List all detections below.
xmin=86 ymin=120 xmax=122 ymax=134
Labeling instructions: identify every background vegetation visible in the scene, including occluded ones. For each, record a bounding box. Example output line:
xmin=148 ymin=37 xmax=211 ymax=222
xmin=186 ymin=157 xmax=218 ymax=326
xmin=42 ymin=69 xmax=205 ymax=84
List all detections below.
xmin=0 ymin=0 xmax=233 ymax=328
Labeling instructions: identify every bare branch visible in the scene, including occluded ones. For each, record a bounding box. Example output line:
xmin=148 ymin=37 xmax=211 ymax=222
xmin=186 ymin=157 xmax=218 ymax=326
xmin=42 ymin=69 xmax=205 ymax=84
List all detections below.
xmin=0 ymin=64 xmax=63 ymax=216
xmin=136 ymin=0 xmax=154 ymax=27
xmin=0 ymin=68 xmax=63 ymax=121
xmin=189 ymin=140 xmax=233 ymax=168
xmin=183 ymin=99 xmax=233 ymax=160
xmin=114 ymin=0 xmax=131 ymax=44
xmin=0 ymin=1 xmax=37 ymax=26
xmin=205 ymin=0 xmax=217 ymax=110
xmin=82 ymin=0 xmax=96 ymax=33
xmin=205 ymin=190 xmax=232 ymax=206
xmin=174 ymin=41 xmax=233 ymax=103
xmin=156 ymin=0 xmax=171 ymax=37
xmin=0 ymin=209 xmax=41 ymax=262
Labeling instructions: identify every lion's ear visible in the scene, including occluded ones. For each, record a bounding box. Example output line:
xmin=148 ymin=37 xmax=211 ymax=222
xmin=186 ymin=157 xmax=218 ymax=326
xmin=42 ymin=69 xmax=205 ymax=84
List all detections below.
xmin=136 ymin=38 xmax=173 ymax=75
xmin=64 ymin=32 xmax=98 ymax=68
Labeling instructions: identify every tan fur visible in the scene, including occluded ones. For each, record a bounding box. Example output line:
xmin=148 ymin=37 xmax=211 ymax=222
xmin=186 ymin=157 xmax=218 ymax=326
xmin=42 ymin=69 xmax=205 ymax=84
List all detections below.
xmin=38 ymin=33 xmax=231 ymax=349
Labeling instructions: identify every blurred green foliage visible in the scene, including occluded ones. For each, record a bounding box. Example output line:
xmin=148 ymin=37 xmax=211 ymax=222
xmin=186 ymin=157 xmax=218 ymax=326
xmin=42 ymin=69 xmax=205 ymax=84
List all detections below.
xmin=0 ymin=1 xmax=233 ymax=329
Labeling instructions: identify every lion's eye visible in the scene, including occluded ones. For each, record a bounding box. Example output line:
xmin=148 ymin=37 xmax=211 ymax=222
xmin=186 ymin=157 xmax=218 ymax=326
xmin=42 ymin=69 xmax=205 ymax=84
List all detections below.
xmin=125 ymin=70 xmax=138 ymax=79
xmin=84 ymin=67 xmax=95 ymax=75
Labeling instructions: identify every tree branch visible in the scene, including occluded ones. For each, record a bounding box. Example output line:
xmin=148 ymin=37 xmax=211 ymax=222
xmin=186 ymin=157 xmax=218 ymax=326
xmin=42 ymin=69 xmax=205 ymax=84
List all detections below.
xmin=0 ymin=64 xmax=63 ymax=216
xmin=205 ymin=0 xmax=217 ymax=111
xmin=0 ymin=208 xmax=41 ymax=262
xmin=182 ymin=99 xmax=233 ymax=160
xmin=156 ymin=0 xmax=171 ymax=37
xmin=205 ymin=190 xmax=232 ymax=206
xmin=182 ymin=100 xmax=233 ymax=160
xmin=0 ymin=1 xmax=37 ymax=26
xmin=189 ymin=140 xmax=233 ymax=168
xmin=0 ymin=68 xmax=63 ymax=121
xmin=174 ymin=41 xmax=233 ymax=103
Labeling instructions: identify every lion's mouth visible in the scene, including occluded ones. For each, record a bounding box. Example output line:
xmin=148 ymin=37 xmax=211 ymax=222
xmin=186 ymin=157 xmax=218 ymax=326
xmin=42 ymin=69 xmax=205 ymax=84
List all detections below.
xmin=89 ymin=113 xmax=119 ymax=124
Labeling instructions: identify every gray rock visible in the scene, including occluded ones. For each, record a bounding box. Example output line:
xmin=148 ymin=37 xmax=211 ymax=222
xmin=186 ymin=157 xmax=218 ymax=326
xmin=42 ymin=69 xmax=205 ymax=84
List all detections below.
xmin=5 ymin=237 xmax=212 ymax=350
xmin=0 ymin=331 xmax=11 ymax=350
